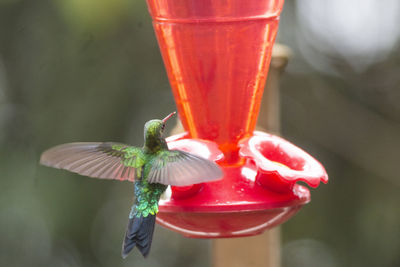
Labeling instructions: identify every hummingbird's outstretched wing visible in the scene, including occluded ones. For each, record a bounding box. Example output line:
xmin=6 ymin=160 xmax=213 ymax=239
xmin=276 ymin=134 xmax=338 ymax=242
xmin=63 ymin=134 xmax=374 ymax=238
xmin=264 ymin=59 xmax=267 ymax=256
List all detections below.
xmin=147 ymin=150 xmax=223 ymax=186
xmin=40 ymin=142 xmax=143 ymax=182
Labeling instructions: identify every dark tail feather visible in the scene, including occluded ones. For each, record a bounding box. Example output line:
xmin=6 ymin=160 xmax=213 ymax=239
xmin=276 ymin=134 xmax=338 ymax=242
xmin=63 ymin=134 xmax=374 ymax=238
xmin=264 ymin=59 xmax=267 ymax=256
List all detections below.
xmin=122 ymin=214 xmax=156 ymax=258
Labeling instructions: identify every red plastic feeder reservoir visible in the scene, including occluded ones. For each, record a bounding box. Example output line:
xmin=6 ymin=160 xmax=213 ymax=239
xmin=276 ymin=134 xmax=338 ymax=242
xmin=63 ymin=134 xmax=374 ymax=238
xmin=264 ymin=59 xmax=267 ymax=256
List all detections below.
xmin=146 ymin=0 xmax=328 ymax=238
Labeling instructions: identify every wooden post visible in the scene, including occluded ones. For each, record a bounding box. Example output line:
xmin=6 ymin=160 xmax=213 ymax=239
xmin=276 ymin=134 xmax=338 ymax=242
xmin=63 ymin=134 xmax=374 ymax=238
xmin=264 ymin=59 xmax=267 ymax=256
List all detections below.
xmin=213 ymin=229 xmax=281 ymax=267
xmin=212 ymin=44 xmax=290 ymax=267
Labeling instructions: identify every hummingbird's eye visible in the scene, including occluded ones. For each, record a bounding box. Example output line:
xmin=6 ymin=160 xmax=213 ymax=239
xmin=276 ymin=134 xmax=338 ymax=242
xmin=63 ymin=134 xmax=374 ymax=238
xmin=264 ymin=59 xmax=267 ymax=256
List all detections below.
xmin=161 ymin=124 xmax=165 ymax=131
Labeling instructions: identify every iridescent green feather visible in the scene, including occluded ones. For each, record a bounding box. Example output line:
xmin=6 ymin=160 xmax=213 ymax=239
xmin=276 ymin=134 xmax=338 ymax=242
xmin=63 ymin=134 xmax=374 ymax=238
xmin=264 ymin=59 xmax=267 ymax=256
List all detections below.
xmin=111 ymin=144 xmax=148 ymax=178
xmin=142 ymin=150 xmax=177 ymax=177
xmin=130 ymin=178 xmax=167 ymax=218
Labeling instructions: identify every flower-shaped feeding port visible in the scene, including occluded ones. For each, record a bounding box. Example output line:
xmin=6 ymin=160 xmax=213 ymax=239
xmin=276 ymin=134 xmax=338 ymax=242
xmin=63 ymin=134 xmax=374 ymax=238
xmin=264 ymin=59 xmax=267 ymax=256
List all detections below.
xmin=240 ymin=131 xmax=328 ymax=194
xmin=146 ymin=0 xmax=328 ymax=238
xmin=155 ymin=132 xmax=327 ymax=238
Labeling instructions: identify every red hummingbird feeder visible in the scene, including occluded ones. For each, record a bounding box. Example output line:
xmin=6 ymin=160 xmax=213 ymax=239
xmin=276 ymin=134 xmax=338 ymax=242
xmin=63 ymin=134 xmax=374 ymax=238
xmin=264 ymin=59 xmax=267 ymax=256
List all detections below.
xmin=146 ymin=0 xmax=328 ymax=238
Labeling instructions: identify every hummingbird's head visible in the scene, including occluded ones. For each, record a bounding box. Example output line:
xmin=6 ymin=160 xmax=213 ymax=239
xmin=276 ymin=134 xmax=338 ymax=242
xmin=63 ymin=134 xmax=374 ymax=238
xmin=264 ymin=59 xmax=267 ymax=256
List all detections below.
xmin=144 ymin=112 xmax=176 ymax=140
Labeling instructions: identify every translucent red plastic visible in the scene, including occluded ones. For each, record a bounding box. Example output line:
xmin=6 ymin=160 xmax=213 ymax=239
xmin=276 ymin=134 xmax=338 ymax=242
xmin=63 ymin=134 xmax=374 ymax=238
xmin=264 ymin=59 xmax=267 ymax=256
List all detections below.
xmin=156 ymin=132 xmax=327 ymax=238
xmin=146 ymin=0 xmax=328 ymax=238
xmin=147 ymin=0 xmax=283 ymax=162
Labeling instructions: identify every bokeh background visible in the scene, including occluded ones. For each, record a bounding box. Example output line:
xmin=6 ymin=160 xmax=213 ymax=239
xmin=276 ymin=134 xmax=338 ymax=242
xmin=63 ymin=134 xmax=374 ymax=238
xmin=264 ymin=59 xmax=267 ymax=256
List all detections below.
xmin=1 ymin=0 xmax=399 ymax=266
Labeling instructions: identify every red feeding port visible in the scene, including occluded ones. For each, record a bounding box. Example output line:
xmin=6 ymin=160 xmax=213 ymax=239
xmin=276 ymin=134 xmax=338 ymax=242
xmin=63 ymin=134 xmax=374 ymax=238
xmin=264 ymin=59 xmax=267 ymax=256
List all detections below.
xmin=159 ymin=132 xmax=327 ymax=238
xmin=146 ymin=0 xmax=328 ymax=238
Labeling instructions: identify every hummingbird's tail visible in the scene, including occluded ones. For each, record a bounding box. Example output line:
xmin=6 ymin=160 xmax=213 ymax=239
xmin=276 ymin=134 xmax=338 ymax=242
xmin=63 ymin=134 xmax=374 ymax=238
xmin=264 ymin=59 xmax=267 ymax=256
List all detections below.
xmin=122 ymin=214 xmax=156 ymax=258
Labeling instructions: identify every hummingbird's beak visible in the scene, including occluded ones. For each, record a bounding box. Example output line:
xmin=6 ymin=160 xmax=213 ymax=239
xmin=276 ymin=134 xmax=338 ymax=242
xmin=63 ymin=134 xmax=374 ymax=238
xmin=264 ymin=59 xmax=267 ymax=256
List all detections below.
xmin=162 ymin=111 xmax=176 ymax=124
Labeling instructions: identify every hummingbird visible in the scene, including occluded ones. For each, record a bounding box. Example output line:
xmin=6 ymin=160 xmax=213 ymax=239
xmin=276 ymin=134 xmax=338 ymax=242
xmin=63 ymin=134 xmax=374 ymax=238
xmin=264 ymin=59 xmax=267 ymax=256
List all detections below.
xmin=40 ymin=112 xmax=223 ymax=258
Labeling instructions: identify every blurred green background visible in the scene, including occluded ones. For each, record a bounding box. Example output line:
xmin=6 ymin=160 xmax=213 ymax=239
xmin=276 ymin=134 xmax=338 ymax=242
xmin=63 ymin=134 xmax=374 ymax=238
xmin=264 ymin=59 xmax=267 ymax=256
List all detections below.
xmin=0 ymin=0 xmax=399 ymax=266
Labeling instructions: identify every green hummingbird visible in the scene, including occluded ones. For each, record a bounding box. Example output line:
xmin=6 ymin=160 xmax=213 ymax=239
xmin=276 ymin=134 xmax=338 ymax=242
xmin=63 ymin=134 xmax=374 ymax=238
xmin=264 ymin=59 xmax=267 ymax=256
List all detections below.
xmin=40 ymin=112 xmax=222 ymax=258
